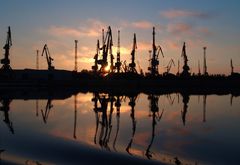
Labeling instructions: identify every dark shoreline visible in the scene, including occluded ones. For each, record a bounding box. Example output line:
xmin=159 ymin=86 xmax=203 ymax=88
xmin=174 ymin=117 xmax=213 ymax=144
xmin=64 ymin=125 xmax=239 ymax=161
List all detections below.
xmin=0 ymin=70 xmax=240 ymax=99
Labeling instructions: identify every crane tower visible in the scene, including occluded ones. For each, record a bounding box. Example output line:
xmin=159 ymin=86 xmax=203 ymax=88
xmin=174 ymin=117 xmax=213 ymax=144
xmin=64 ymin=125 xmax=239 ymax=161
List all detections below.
xmin=203 ymin=47 xmax=208 ymax=76
xmin=1 ymin=26 xmax=12 ymax=70
xmin=148 ymin=27 xmax=164 ymax=76
xmin=129 ymin=33 xmax=137 ymax=73
xmin=115 ymin=30 xmax=121 ymax=73
xmin=74 ymin=40 xmax=78 ymax=72
xmin=180 ymin=42 xmax=190 ymax=77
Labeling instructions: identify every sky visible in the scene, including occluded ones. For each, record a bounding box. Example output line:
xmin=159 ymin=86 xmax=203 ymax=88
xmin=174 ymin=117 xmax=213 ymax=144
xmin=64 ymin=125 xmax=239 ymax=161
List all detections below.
xmin=0 ymin=0 xmax=239 ymax=74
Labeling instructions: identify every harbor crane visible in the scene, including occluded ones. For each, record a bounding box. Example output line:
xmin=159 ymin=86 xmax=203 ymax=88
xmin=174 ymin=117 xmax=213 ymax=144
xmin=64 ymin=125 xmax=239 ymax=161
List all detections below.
xmin=198 ymin=60 xmax=201 ymax=76
xmin=148 ymin=27 xmax=164 ymax=76
xmin=41 ymin=99 xmax=53 ymax=124
xmin=1 ymin=26 xmax=12 ymax=70
xmin=115 ymin=30 xmax=122 ymax=73
xmin=164 ymin=59 xmax=175 ymax=75
xmin=203 ymin=47 xmax=208 ymax=76
xmin=92 ymin=40 xmax=100 ymax=72
xmin=180 ymin=42 xmax=190 ymax=77
xmin=74 ymin=40 xmax=78 ymax=72
xmin=230 ymin=59 xmax=234 ymax=75
xmin=98 ymin=26 xmax=114 ymax=73
xmin=41 ymin=44 xmax=54 ymax=70
xmin=129 ymin=33 xmax=137 ymax=73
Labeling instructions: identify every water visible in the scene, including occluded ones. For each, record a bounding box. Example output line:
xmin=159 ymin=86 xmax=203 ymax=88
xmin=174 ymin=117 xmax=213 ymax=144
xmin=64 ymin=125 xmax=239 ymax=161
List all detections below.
xmin=0 ymin=92 xmax=240 ymax=165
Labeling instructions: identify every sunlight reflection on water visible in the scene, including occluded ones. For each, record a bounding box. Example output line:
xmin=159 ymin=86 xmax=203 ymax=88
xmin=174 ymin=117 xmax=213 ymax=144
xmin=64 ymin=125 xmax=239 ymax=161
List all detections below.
xmin=0 ymin=93 xmax=239 ymax=165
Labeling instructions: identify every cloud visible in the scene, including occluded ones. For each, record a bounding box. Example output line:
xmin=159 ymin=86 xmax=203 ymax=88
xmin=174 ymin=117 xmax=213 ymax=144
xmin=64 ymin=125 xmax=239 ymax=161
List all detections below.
xmin=166 ymin=22 xmax=212 ymax=39
xmin=137 ymin=42 xmax=151 ymax=51
xmin=161 ymin=9 xmax=210 ymax=19
xmin=167 ymin=23 xmax=193 ymax=35
xmin=49 ymin=26 xmax=99 ymax=38
xmin=112 ymin=46 xmax=131 ymax=56
xmin=197 ymin=27 xmax=213 ymax=36
xmin=48 ymin=19 xmax=106 ymax=38
xmin=131 ymin=21 xmax=153 ymax=29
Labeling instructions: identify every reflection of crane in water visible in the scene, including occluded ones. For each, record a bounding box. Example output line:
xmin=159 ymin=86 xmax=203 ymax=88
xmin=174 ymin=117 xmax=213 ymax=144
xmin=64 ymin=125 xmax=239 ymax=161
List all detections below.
xmin=36 ymin=100 xmax=39 ymax=117
xmin=92 ymin=93 xmax=113 ymax=150
xmin=104 ymin=95 xmax=116 ymax=151
xmin=230 ymin=94 xmax=236 ymax=106
xmin=0 ymin=99 xmax=14 ymax=134
xmin=203 ymin=95 xmax=207 ymax=123
xmin=126 ymin=95 xmax=137 ymax=155
xmin=113 ymin=95 xmax=122 ymax=151
xmin=73 ymin=94 xmax=78 ymax=139
xmin=145 ymin=94 xmax=164 ymax=159
xmin=181 ymin=93 xmax=190 ymax=126
xmin=41 ymin=99 xmax=53 ymax=124
xmin=166 ymin=94 xmax=175 ymax=105
xmin=92 ymin=93 xmax=100 ymax=144
xmin=98 ymin=95 xmax=109 ymax=149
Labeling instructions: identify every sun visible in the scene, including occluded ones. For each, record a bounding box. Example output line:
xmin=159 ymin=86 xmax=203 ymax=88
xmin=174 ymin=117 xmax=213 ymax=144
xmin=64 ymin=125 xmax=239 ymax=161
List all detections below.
xmin=104 ymin=65 xmax=110 ymax=72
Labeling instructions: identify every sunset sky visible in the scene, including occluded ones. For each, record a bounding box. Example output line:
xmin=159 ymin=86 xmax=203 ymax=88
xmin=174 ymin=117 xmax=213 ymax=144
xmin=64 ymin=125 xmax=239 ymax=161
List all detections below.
xmin=0 ymin=0 xmax=239 ymax=74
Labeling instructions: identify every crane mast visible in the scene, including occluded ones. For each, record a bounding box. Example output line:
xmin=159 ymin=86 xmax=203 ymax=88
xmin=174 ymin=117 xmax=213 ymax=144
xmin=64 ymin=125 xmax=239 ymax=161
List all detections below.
xmin=74 ymin=40 xmax=78 ymax=72
xmin=1 ymin=26 xmax=12 ymax=70
xmin=41 ymin=44 xmax=54 ymax=70
xmin=230 ymin=59 xmax=234 ymax=75
xmin=203 ymin=47 xmax=208 ymax=76
xmin=115 ymin=30 xmax=121 ymax=73
xmin=36 ymin=50 xmax=39 ymax=70
xmin=198 ymin=60 xmax=201 ymax=76
xmin=92 ymin=40 xmax=100 ymax=72
xmin=148 ymin=27 xmax=164 ymax=76
xmin=98 ymin=26 xmax=113 ymax=74
xmin=129 ymin=33 xmax=137 ymax=73
xmin=180 ymin=42 xmax=190 ymax=77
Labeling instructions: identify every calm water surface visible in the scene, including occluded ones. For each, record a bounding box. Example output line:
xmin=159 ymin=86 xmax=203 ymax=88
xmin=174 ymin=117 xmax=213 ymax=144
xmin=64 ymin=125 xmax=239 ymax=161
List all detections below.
xmin=0 ymin=92 xmax=239 ymax=165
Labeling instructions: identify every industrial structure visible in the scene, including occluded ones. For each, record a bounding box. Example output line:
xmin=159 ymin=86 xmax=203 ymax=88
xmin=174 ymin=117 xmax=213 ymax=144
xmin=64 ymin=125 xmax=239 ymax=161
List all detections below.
xmin=74 ymin=40 xmax=78 ymax=72
xmin=115 ymin=30 xmax=121 ymax=73
xmin=129 ymin=33 xmax=137 ymax=73
xmin=231 ymin=59 xmax=234 ymax=75
xmin=203 ymin=47 xmax=208 ymax=76
xmin=41 ymin=44 xmax=54 ymax=70
xmin=180 ymin=42 xmax=190 ymax=77
xmin=92 ymin=40 xmax=100 ymax=73
xmin=148 ymin=27 xmax=164 ymax=76
xmin=163 ymin=59 xmax=175 ymax=76
xmin=97 ymin=26 xmax=114 ymax=74
xmin=1 ymin=26 xmax=12 ymax=71
xmin=36 ymin=50 xmax=39 ymax=70
xmin=198 ymin=60 xmax=201 ymax=76
xmin=0 ymin=25 xmax=239 ymax=90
